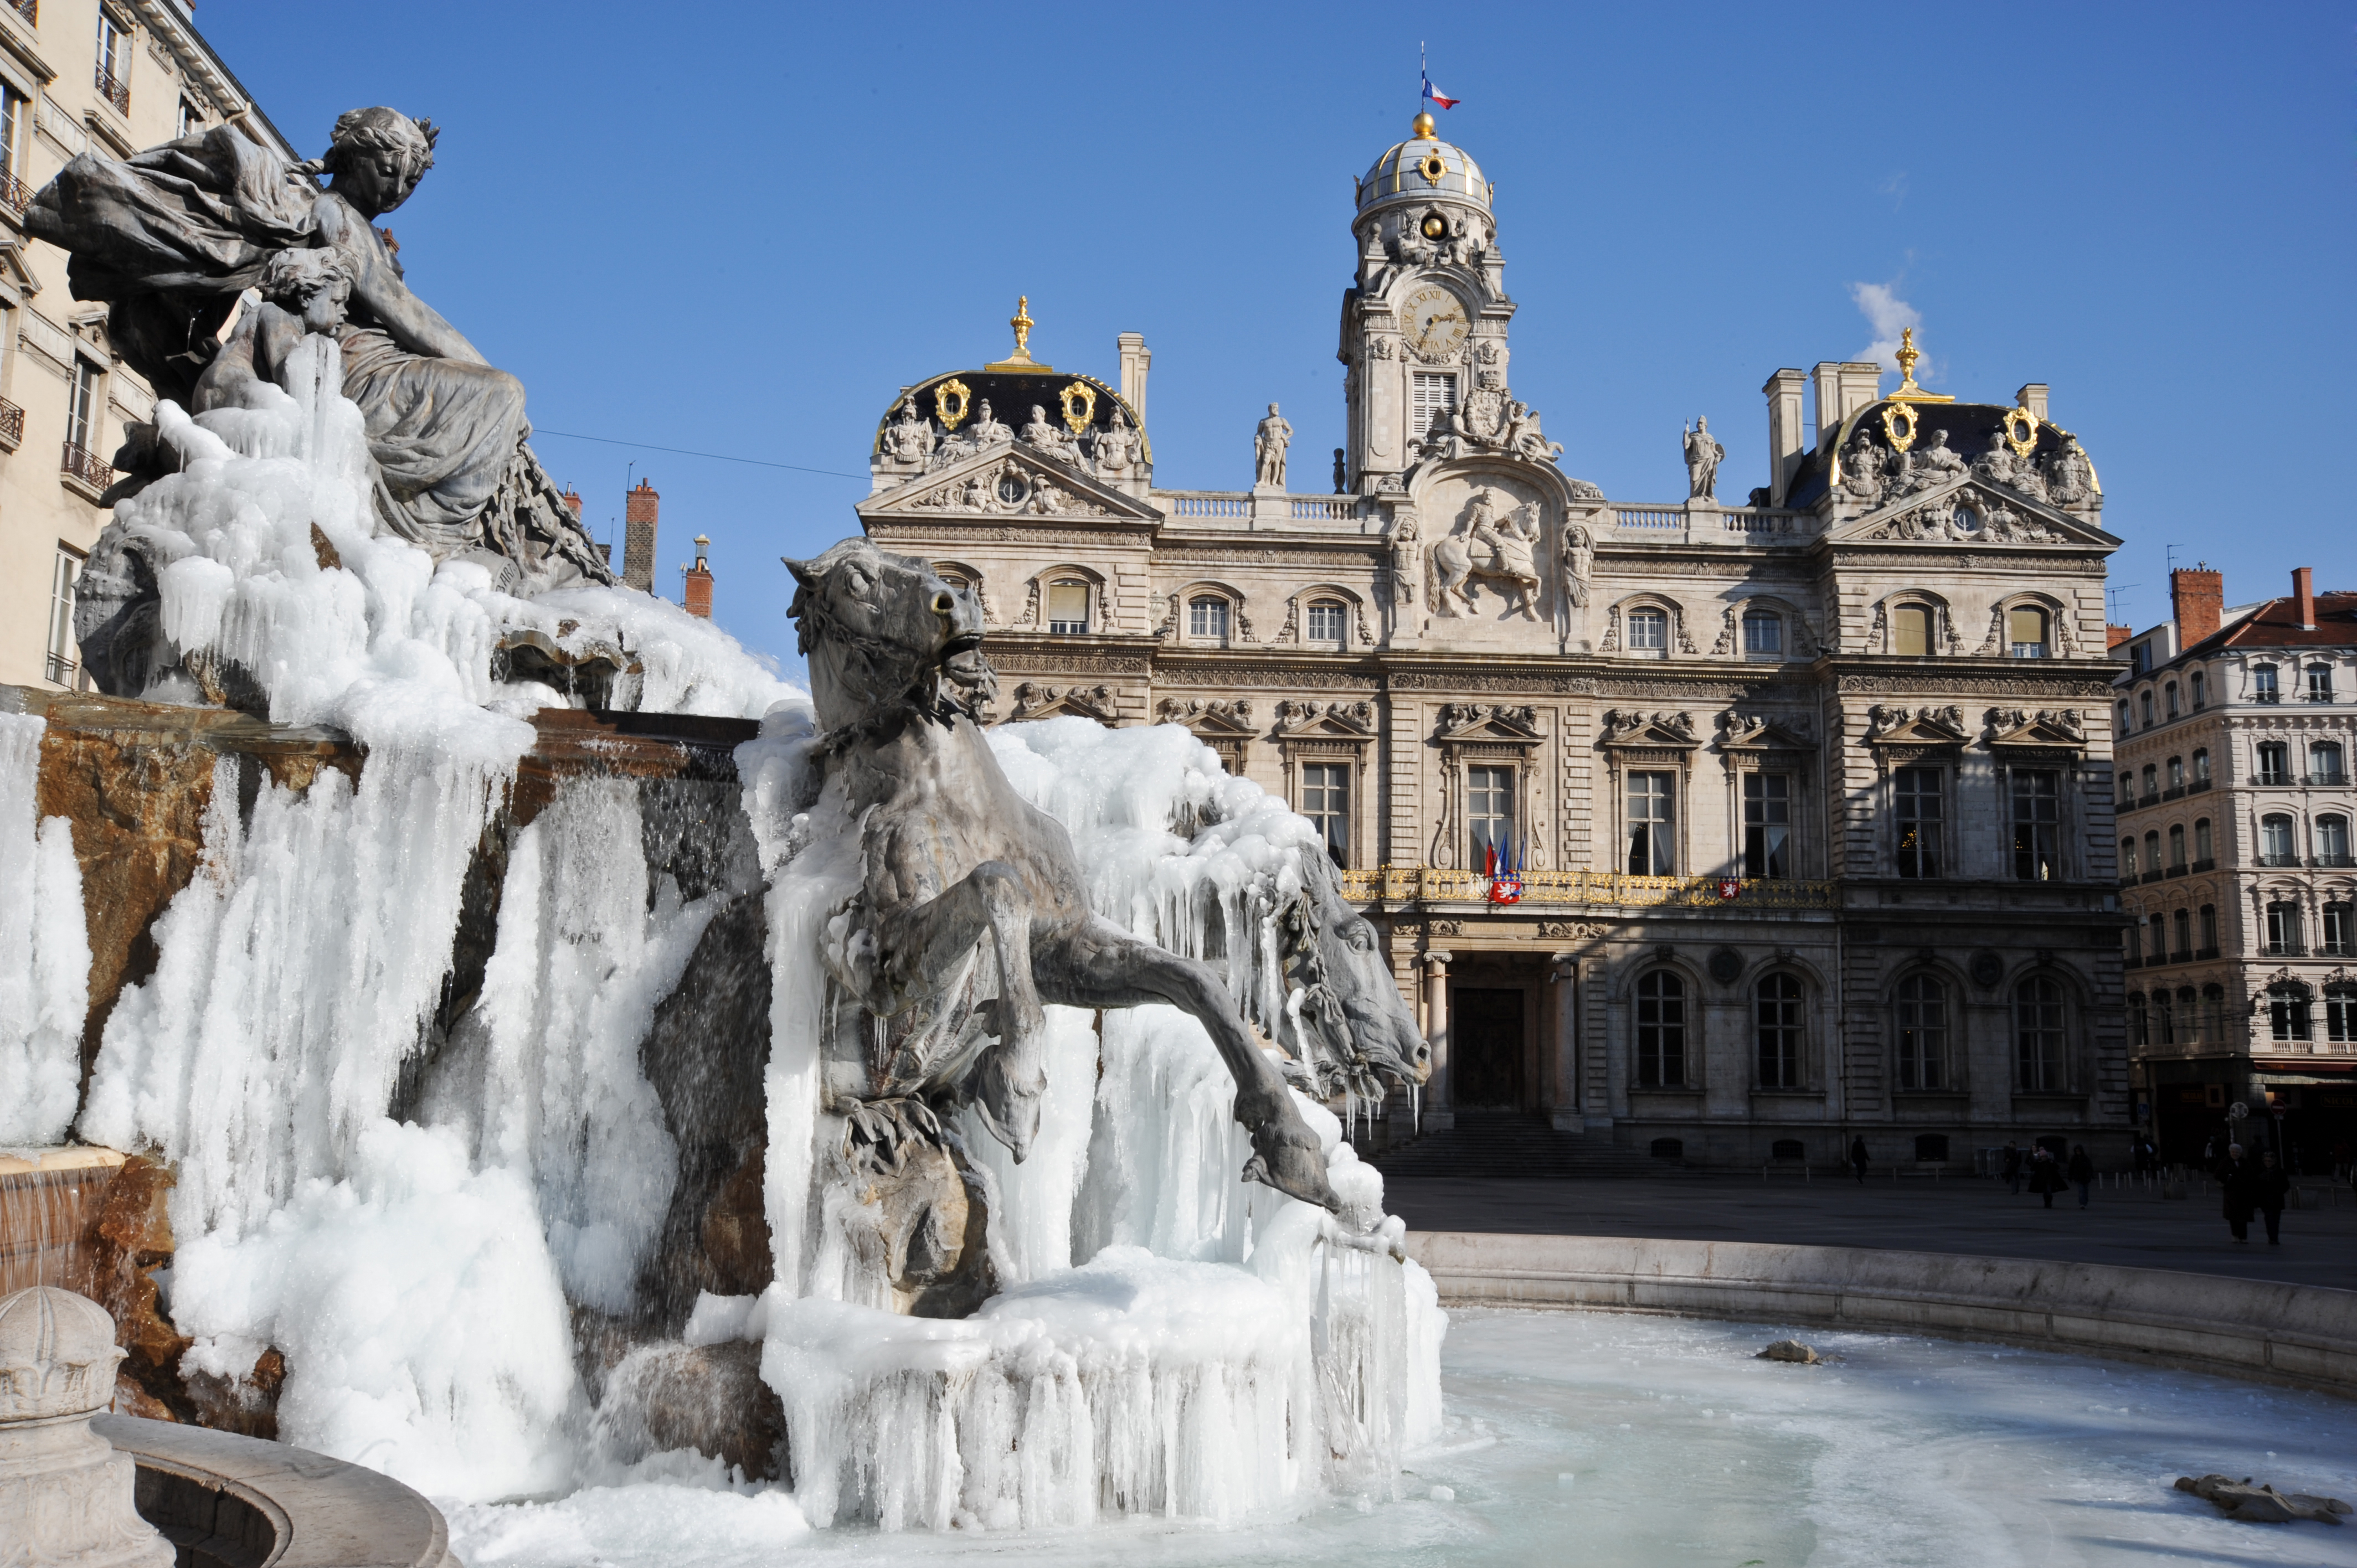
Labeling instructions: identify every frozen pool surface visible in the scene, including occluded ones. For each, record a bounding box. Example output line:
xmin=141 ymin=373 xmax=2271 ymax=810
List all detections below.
xmin=446 ymin=1309 xmax=2357 ymax=1566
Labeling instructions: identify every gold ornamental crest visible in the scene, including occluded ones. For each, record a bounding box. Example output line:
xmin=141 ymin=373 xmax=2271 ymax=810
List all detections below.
xmin=933 ymin=378 xmax=972 ymax=431
xmin=1058 ymin=380 xmax=1097 ymax=435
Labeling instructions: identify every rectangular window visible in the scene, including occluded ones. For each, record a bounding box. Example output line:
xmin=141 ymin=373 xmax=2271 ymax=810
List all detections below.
xmin=66 ymin=358 xmax=100 ymax=455
xmin=2191 ymin=670 xmax=2206 ymax=708
xmin=1742 ymin=773 xmax=1790 ymax=879
xmin=1894 ymin=767 xmax=1942 ymax=878
xmin=1046 ymin=581 xmax=1089 ymax=635
xmin=1741 ymin=611 xmax=1782 ymax=656
xmin=1625 ymin=608 xmax=1667 ymax=651
xmin=2199 ymin=904 xmax=2217 ymax=952
xmin=2253 ymin=665 xmax=2279 ymax=703
xmin=1892 ymin=605 xmax=1929 ymax=657
xmin=1756 ymin=977 xmax=1802 ymax=1089
xmin=0 ymin=85 xmax=22 ymax=181
xmin=2267 ymin=901 xmax=2303 ymax=956
xmin=1895 ymin=978 xmax=1947 ymax=1091
xmin=2329 ymin=986 xmax=2355 ymax=1044
xmin=2308 ymin=664 xmax=2335 ymax=703
xmin=1411 ymin=372 xmax=1457 ymax=437
xmin=1468 ymin=765 xmax=1514 ymax=868
xmin=95 ymin=9 xmax=128 ymax=111
xmin=2014 ymin=981 xmax=2066 ymax=1091
xmin=1300 ymin=763 xmax=1350 ymax=868
xmin=1187 ymin=597 xmax=1227 ymax=639
xmin=2256 ymin=742 xmax=2289 ymax=785
xmin=177 ymin=97 xmax=201 ymax=141
xmin=2008 ymin=606 xmax=2049 ymax=658
xmin=1635 ymin=973 xmax=1686 ymax=1087
xmin=46 ymin=545 xmax=81 ymax=686
xmin=2325 ymin=902 xmax=2354 ymax=957
xmin=2010 ymin=771 xmax=2060 ymax=881
xmin=1625 ymin=771 xmax=1674 ymax=875
xmin=1305 ymin=600 xmax=1346 ymax=643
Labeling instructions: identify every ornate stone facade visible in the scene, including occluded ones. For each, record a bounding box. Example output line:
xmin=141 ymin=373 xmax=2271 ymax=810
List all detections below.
xmin=853 ymin=117 xmax=2130 ymax=1169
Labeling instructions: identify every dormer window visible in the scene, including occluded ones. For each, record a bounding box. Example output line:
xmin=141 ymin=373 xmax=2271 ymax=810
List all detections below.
xmin=2165 ymin=682 xmax=2179 ymax=717
xmin=1741 ymin=610 xmax=1783 ymax=657
xmin=2191 ymin=670 xmax=2206 ymax=708
xmin=1047 ymin=580 xmax=1090 ymax=634
xmin=1892 ymin=604 xmax=1930 ymax=657
xmin=1306 ymin=599 xmax=1347 ymax=646
xmin=2253 ymin=663 xmax=2279 ymax=703
xmin=2008 ymin=606 xmax=2050 ymax=659
xmin=2139 ymin=692 xmax=2153 ymax=727
xmin=1626 ymin=607 xmax=1668 ymax=653
xmin=1187 ymin=596 xmax=1229 ymax=641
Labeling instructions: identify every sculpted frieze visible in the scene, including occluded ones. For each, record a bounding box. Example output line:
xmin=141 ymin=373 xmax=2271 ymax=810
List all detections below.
xmin=868 ymin=523 xmax=1146 ymax=548
xmin=1837 ymin=674 xmax=2117 ymax=698
xmin=990 ymin=652 xmax=1153 ymax=675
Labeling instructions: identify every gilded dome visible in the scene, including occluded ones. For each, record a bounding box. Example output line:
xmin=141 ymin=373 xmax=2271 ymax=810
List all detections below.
xmin=1357 ymin=112 xmax=1489 ymax=217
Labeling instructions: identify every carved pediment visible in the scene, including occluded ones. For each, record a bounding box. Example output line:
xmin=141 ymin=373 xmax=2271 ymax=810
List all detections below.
xmin=1718 ymin=710 xmax=1813 ymax=751
xmin=860 ymin=443 xmax=1159 ymax=524
xmin=1984 ymin=706 xmax=2087 ymax=749
xmin=1863 ymin=704 xmax=1970 ymax=744
xmin=1010 ymin=682 xmax=1118 ymax=723
xmin=1830 ymin=478 xmax=2114 ymax=548
xmin=1598 ymin=708 xmax=1698 ymax=747
xmin=1273 ymin=699 xmax=1376 ymax=738
xmin=1156 ymin=697 xmax=1256 ymax=737
xmin=1436 ymin=702 xmax=1543 ymax=742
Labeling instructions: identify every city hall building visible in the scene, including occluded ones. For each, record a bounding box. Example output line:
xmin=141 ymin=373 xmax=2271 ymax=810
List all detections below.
xmin=853 ymin=114 xmax=2131 ymax=1169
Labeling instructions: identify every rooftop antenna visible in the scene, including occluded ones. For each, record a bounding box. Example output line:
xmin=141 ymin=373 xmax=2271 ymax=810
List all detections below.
xmin=2106 ymin=583 xmax=2143 ymax=623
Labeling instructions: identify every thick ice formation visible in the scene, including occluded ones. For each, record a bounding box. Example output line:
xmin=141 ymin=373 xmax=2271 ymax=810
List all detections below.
xmin=0 ymin=712 xmax=88 ymax=1146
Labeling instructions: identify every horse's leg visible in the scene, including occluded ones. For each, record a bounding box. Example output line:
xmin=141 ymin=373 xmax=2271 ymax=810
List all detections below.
xmin=874 ymin=860 xmax=1049 ymax=1158
xmin=1035 ymin=916 xmax=1341 ymax=1212
xmin=1515 ymin=574 xmax=1541 ymax=621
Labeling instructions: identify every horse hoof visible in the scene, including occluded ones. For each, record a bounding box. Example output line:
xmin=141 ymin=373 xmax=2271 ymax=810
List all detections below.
xmin=1241 ymin=1142 xmax=1341 ymax=1213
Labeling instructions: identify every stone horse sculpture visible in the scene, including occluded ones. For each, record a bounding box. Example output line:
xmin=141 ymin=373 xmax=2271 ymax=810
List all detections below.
xmin=1280 ymin=850 xmax=1430 ymax=1102
xmin=785 ymin=538 xmax=1409 ymax=1233
xmin=1430 ymin=491 xmax=1543 ymax=620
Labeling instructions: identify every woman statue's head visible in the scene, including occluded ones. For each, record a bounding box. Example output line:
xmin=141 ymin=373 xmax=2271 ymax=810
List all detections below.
xmin=319 ymin=107 xmax=438 ymax=218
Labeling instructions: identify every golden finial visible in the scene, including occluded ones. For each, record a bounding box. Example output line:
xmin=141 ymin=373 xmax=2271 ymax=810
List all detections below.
xmin=986 ymin=294 xmax=1051 ymax=372
xmin=1885 ymin=324 xmax=1953 ymax=406
xmin=1412 ymin=110 xmax=1436 ymax=140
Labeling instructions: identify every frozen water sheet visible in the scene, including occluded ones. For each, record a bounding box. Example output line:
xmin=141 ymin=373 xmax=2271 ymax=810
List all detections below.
xmin=449 ymin=1308 xmax=2357 ymax=1566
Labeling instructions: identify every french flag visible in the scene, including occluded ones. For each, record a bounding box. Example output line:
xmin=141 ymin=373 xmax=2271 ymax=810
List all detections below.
xmin=1421 ymin=67 xmax=1458 ymax=112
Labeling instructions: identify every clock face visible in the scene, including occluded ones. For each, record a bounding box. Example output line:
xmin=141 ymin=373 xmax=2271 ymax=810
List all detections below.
xmin=1403 ymin=285 xmax=1468 ymax=359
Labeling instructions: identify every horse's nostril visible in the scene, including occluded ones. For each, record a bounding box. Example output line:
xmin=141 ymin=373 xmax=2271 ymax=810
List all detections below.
xmin=932 ymin=591 xmax=955 ymax=615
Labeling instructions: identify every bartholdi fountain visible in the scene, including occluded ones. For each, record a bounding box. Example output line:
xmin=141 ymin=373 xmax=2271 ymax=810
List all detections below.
xmin=5 ymin=101 xmax=2356 ymax=1568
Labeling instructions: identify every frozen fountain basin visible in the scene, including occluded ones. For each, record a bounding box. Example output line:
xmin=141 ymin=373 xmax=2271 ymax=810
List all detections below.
xmin=446 ymin=1308 xmax=2357 ymax=1567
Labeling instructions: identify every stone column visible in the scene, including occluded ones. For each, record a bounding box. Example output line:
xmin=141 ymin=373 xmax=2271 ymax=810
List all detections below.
xmin=1423 ymin=951 xmax=1454 ymax=1130
xmin=1550 ymin=953 xmax=1582 ymax=1130
xmin=0 ymin=1287 xmax=173 ymax=1566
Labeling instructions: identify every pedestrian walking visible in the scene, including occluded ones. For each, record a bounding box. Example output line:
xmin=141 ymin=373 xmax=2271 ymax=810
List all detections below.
xmin=2067 ymin=1143 xmax=2094 ymax=1209
xmin=1849 ymin=1135 xmax=1869 ymax=1184
xmin=2255 ymin=1151 xmax=2291 ymax=1246
xmin=2028 ymin=1146 xmax=2066 ymax=1209
xmin=2132 ymin=1133 xmax=2157 ymax=1177
xmin=2218 ymin=1143 xmax=2258 ymax=1244
xmin=2001 ymin=1139 xmax=2023 ymax=1195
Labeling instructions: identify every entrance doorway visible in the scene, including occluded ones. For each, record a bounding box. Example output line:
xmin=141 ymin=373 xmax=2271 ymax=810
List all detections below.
xmin=1453 ymin=987 xmax=1526 ymax=1108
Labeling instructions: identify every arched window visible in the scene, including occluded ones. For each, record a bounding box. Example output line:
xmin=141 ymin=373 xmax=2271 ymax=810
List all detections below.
xmin=1305 ymin=598 xmax=1347 ymax=646
xmin=1891 ymin=604 xmax=1930 ymax=657
xmin=2269 ymin=980 xmax=2312 ymax=1043
xmin=2193 ymin=747 xmax=2211 ymax=784
xmin=2194 ymin=818 xmax=2214 ymax=863
xmin=2117 ymin=700 xmax=2132 ymax=735
xmin=2014 ymin=977 xmax=2066 ymax=1090
xmin=2191 ymin=670 xmax=2207 ymax=709
xmin=2317 ymin=813 xmax=2351 ymax=865
xmin=2147 ymin=911 xmax=2165 ymax=961
xmin=2008 ymin=606 xmax=2050 ymax=658
xmin=1742 ymin=609 xmax=1783 ymax=657
xmin=1756 ymin=974 xmax=1803 ymax=1089
xmin=2165 ymin=682 xmax=2180 ymax=718
xmin=2199 ymin=904 xmax=2217 ymax=952
xmin=2139 ymin=692 xmax=2154 ymax=727
xmin=2117 ymin=772 xmax=2134 ymax=808
xmin=1047 ymin=579 xmax=1091 ymax=634
xmin=2176 ymin=986 xmax=2200 ymax=1043
xmin=2141 ymin=764 xmax=2158 ymax=800
xmin=2256 ymin=742 xmax=2289 ymax=785
xmin=2119 ymin=837 xmax=2138 ymax=878
xmin=2200 ymin=982 xmax=2226 ymax=1041
xmin=1626 ymin=607 xmax=1668 ymax=652
xmin=1187 ymin=595 xmax=1230 ymax=641
xmin=2172 ymin=907 xmax=2191 ymax=958
xmin=2265 ymin=900 xmax=2302 ymax=955
xmin=2327 ymin=983 xmax=2357 ymax=1044
xmin=2313 ymin=741 xmax=2348 ymax=786
xmin=1635 ymin=971 xmax=1687 ymax=1087
xmin=2166 ymin=756 xmax=2185 ymax=791
xmin=2124 ymin=922 xmax=2142 ymax=965
xmin=2167 ymin=824 xmax=2185 ymax=868
xmin=2155 ymin=987 xmax=2176 ymax=1045
xmin=2260 ymin=814 xmax=2296 ymax=864
xmin=2142 ymin=831 xmax=2159 ymax=873
xmin=1894 ymin=974 xmax=1948 ymax=1091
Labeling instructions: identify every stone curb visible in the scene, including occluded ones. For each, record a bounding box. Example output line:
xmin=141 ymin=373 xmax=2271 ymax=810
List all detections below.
xmin=93 ymin=1414 xmax=459 ymax=1568
xmin=1406 ymin=1231 xmax=2357 ymax=1396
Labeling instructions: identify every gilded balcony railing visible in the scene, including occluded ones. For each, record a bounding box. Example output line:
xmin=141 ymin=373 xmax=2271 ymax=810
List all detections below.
xmin=1334 ymin=866 xmax=1838 ymax=910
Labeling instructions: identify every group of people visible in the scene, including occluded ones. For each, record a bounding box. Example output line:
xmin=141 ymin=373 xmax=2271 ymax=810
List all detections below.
xmin=1995 ymin=1141 xmax=2099 ymax=1209
xmin=1988 ymin=1135 xmax=2297 ymax=1244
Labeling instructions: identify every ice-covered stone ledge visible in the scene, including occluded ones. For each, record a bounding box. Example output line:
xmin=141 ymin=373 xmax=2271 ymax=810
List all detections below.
xmin=1408 ymin=1231 xmax=2357 ymax=1397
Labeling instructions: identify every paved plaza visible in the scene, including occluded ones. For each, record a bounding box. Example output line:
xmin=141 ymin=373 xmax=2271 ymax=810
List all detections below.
xmin=1386 ymin=1170 xmax=2357 ymax=1291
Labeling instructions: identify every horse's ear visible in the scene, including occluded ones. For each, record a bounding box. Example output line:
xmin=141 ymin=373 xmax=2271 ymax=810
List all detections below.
xmin=782 ymin=555 xmax=817 ymax=590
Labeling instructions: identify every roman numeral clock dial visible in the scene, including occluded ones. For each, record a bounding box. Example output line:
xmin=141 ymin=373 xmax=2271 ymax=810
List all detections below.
xmin=1403 ymin=284 xmax=1468 ymax=359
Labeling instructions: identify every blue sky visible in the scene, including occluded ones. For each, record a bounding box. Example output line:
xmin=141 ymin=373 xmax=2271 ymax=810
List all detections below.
xmin=198 ymin=1 xmax=2354 ymax=677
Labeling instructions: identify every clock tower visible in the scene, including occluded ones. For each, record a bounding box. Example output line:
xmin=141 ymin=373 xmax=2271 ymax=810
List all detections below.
xmin=1340 ymin=112 xmax=1514 ymax=491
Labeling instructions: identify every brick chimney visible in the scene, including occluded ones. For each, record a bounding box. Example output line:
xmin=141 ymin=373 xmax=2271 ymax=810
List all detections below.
xmin=2106 ymin=623 xmax=2132 ymax=651
xmin=2293 ymin=566 xmax=2316 ymax=630
xmin=622 ymin=480 xmax=660 ymax=593
xmin=681 ymin=535 xmax=713 ymax=620
xmin=560 ymin=487 xmax=581 ymax=518
xmin=2170 ymin=564 xmax=2223 ymax=647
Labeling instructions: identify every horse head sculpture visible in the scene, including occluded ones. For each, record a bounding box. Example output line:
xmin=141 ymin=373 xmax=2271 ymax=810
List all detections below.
xmin=1282 ymin=853 xmax=1431 ymax=1101
xmin=784 ymin=537 xmax=995 ymax=733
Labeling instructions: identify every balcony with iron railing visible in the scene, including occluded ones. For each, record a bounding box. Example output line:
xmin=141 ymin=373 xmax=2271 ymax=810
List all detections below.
xmin=61 ymin=442 xmax=113 ymax=496
xmin=0 ymin=169 xmax=32 ymax=219
xmin=1334 ymin=865 xmax=1838 ymax=910
xmin=2312 ymin=771 xmax=2350 ymax=787
xmin=2255 ymin=853 xmax=2302 ymax=868
xmin=0 ymin=396 xmax=21 ymax=452
xmin=2265 ymin=940 xmax=2307 ymax=957
xmin=95 ymin=61 xmax=129 ymax=116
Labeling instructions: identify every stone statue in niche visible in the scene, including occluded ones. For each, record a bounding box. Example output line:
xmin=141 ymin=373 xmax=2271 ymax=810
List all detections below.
xmin=1389 ymin=518 xmax=1419 ymax=604
xmin=29 ymin=106 xmax=610 ymax=591
xmin=1432 ymin=489 xmax=1542 ymax=620
xmin=1254 ymin=402 xmax=1293 ymax=488
xmin=883 ymin=394 xmax=936 ymax=468
xmin=781 ymin=540 xmax=1433 ymax=1275
xmin=1092 ymin=409 xmax=1140 ymax=477
xmin=1559 ymin=520 xmax=1593 ymax=607
xmin=1683 ymin=416 xmax=1724 ymax=500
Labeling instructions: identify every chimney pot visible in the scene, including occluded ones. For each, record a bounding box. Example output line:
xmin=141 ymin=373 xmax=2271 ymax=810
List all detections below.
xmin=2294 ymin=566 xmax=2315 ymax=630
xmin=2170 ymin=565 xmax=2224 ymax=648
xmin=2105 ymin=623 xmax=2132 ymax=651
xmin=622 ymin=480 xmax=660 ymax=593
